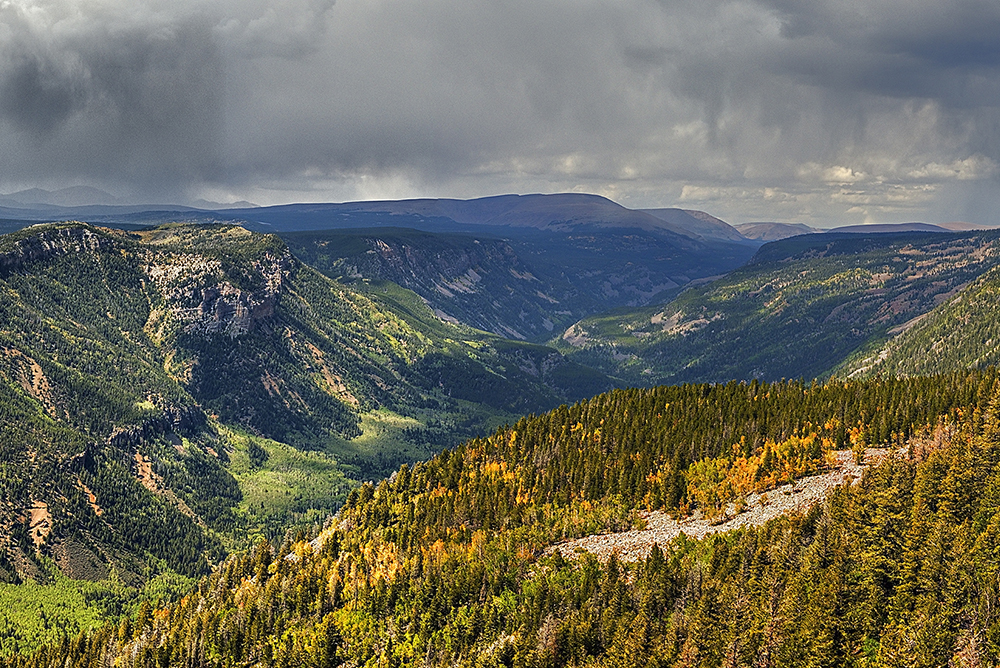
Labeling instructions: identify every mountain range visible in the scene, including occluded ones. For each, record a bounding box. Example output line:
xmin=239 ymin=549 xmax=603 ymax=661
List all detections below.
xmin=4 ymin=193 xmax=1000 ymax=664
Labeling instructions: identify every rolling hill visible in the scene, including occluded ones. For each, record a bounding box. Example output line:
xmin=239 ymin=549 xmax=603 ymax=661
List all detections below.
xmin=827 ymin=222 xmax=950 ymax=234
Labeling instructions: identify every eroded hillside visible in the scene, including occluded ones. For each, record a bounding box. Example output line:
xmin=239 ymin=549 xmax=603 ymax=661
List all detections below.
xmin=840 ymin=261 xmax=1000 ymax=378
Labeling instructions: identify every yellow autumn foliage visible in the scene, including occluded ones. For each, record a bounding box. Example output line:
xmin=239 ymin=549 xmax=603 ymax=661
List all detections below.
xmin=685 ymin=432 xmax=833 ymax=517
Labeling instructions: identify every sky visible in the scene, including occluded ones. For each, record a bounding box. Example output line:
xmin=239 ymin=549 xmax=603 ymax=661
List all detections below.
xmin=1 ymin=0 xmax=999 ymax=226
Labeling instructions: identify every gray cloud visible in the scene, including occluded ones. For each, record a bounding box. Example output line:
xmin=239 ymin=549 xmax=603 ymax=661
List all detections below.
xmin=1 ymin=0 xmax=999 ymax=224
xmin=0 ymin=50 xmax=87 ymax=134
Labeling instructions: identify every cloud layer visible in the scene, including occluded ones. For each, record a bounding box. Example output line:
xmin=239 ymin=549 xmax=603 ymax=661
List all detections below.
xmin=1 ymin=0 xmax=999 ymax=224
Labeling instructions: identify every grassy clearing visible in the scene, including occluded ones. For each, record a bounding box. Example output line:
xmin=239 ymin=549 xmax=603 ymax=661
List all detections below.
xmin=0 ymin=566 xmax=194 ymax=657
xmin=222 ymin=403 xmax=512 ymax=539
xmin=322 ymin=405 xmax=514 ymax=481
xmin=0 ymin=576 xmax=106 ymax=656
xmin=221 ymin=426 xmax=355 ymax=542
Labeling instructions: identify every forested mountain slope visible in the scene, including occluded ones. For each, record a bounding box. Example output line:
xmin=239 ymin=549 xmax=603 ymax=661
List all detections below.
xmin=0 ymin=222 xmax=611 ymax=587
xmin=10 ymin=372 xmax=1000 ymax=667
xmin=557 ymin=230 xmax=1000 ymax=385
xmin=840 ymin=261 xmax=1000 ymax=379
xmin=282 ymin=228 xmax=567 ymax=341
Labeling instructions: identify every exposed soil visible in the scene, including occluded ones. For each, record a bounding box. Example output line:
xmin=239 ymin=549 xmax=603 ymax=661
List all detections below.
xmin=28 ymin=501 xmax=51 ymax=548
xmin=134 ymin=452 xmax=159 ymax=494
xmin=561 ymin=324 xmax=591 ymax=347
xmin=549 ymin=448 xmax=889 ymax=563
xmin=2 ymin=347 xmax=57 ymax=416
xmin=76 ymin=477 xmax=103 ymax=517
xmin=134 ymin=452 xmax=205 ymax=527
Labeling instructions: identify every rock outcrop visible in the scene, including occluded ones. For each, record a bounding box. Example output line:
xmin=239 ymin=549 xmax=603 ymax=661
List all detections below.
xmin=0 ymin=225 xmax=121 ymax=277
xmin=147 ymin=249 xmax=292 ymax=337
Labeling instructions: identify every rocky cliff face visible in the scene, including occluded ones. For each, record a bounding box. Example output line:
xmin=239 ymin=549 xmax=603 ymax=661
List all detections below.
xmin=354 ymin=236 xmax=521 ymax=286
xmin=106 ymin=404 xmax=207 ymax=449
xmin=146 ymin=248 xmax=292 ymax=337
xmin=287 ymin=231 xmax=570 ymax=340
xmin=0 ymin=223 xmax=292 ymax=339
xmin=354 ymin=236 xmax=557 ymax=338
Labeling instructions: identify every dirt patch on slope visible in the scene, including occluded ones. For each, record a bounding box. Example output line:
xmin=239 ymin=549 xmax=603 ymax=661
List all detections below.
xmin=28 ymin=501 xmax=51 ymax=548
xmin=134 ymin=452 xmax=158 ymax=494
xmin=76 ymin=477 xmax=103 ymax=517
xmin=1 ymin=347 xmax=57 ymax=416
xmin=134 ymin=452 xmax=205 ymax=528
xmin=303 ymin=340 xmax=359 ymax=407
xmin=561 ymin=324 xmax=590 ymax=347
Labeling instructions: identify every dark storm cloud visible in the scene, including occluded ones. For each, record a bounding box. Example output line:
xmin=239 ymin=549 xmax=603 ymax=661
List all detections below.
xmin=0 ymin=0 xmax=332 ymax=199
xmin=0 ymin=51 xmax=86 ymax=134
xmin=1 ymin=0 xmax=999 ymax=224
xmin=767 ymin=0 xmax=1000 ymax=67
xmin=758 ymin=0 xmax=1000 ymax=103
xmin=646 ymin=0 xmax=1000 ymax=223
xmin=0 ymin=1 xmax=228 ymax=197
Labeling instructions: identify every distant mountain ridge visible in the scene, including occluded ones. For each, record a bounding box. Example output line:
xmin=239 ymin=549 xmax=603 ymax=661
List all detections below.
xmin=0 ymin=186 xmax=122 ymax=207
xmin=0 ymin=188 xmax=258 ymax=212
xmin=315 ymin=194 xmax=683 ymax=232
xmin=217 ymin=193 xmax=750 ymax=241
xmin=828 ymin=222 xmax=950 ymax=234
xmin=735 ymin=221 xmax=817 ymax=241
xmin=0 ymin=192 xmax=758 ymax=244
xmin=640 ymin=207 xmax=751 ymax=243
